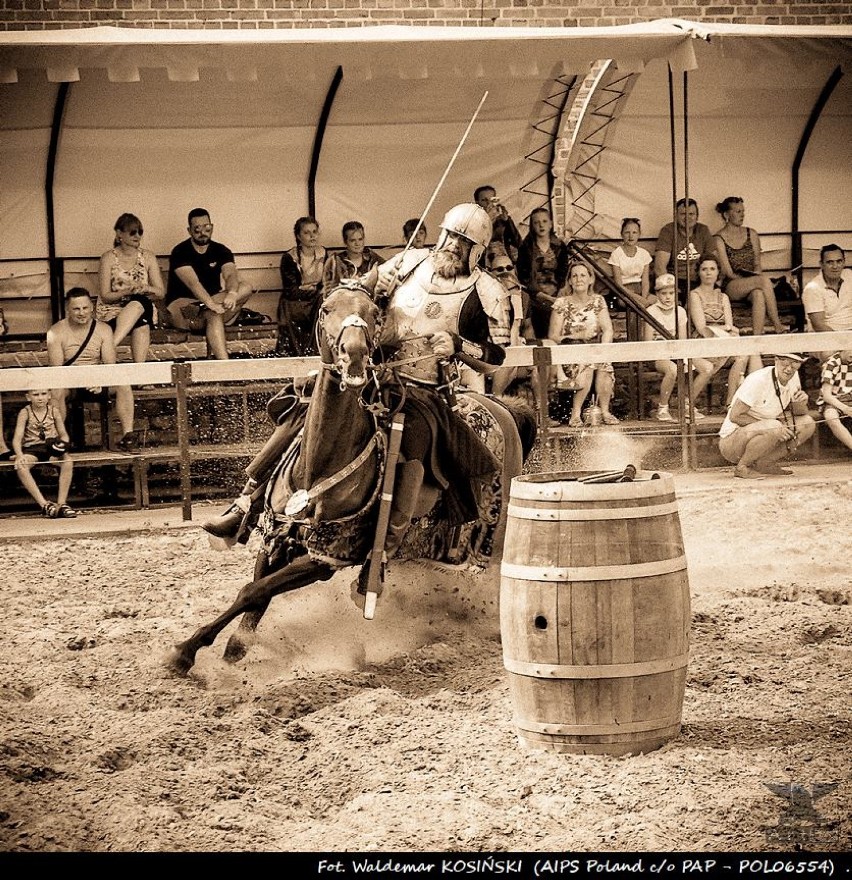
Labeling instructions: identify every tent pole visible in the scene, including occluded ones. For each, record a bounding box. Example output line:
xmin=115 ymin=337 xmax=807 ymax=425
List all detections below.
xmin=308 ymin=65 xmax=343 ymax=219
xmin=668 ymin=68 xmax=688 ymax=470
xmin=682 ymin=69 xmax=696 ymax=472
xmin=46 ymin=82 xmax=70 ymax=323
xmin=791 ymin=65 xmax=843 ymax=289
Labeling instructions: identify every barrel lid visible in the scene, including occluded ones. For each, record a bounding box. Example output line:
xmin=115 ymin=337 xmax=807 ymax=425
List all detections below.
xmin=510 ymin=470 xmax=676 ymax=501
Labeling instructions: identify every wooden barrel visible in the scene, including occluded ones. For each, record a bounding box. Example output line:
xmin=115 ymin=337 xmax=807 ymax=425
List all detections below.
xmin=500 ymin=471 xmax=690 ymax=756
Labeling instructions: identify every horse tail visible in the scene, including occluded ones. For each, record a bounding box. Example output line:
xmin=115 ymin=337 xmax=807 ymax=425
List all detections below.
xmin=494 ymin=395 xmax=538 ymax=462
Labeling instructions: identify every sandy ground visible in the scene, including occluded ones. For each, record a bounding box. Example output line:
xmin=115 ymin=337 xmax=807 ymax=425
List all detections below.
xmin=0 ymin=470 xmax=850 ymax=854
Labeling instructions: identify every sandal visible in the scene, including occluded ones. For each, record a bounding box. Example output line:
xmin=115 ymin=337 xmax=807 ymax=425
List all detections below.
xmin=601 ymin=413 xmax=620 ymax=425
xmin=56 ymin=504 xmax=79 ymax=518
xmin=41 ymin=502 xmax=59 ymax=519
xmin=568 ymin=416 xmax=583 ymax=428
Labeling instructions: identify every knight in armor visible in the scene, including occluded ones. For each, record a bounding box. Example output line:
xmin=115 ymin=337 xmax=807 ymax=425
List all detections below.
xmin=203 ymin=204 xmax=511 ymax=580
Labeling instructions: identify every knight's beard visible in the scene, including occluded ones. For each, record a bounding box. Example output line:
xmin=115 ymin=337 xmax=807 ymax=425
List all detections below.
xmin=432 ymin=249 xmax=466 ymax=279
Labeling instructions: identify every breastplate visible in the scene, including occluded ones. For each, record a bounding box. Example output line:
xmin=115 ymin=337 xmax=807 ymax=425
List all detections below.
xmin=382 ymin=261 xmax=474 ymax=384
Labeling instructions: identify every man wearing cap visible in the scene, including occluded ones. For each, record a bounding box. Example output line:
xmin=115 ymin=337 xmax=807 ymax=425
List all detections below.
xmin=718 ymin=353 xmax=815 ymax=479
xmin=204 ymin=204 xmax=510 ymax=575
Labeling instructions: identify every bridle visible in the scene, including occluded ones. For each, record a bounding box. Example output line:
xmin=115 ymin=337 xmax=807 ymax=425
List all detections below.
xmin=316 ymin=288 xmax=384 ymax=390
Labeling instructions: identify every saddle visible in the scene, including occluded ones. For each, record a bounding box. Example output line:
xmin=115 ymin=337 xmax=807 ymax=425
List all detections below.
xmin=258 ymin=393 xmax=506 ymax=573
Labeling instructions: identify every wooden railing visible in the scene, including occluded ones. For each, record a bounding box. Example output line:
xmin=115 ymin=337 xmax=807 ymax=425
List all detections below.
xmin=3 ymin=330 xmax=852 ymax=515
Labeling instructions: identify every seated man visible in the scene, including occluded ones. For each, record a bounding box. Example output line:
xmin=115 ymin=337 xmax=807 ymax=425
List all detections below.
xmin=802 ymin=244 xmax=852 ymax=356
xmin=718 ymin=352 xmax=816 ymax=479
xmin=485 ymin=246 xmax=538 ymax=398
xmin=474 ymin=185 xmax=521 ymax=263
xmin=46 ymin=287 xmax=138 ymax=452
xmin=654 ymin=197 xmax=714 ymax=303
xmin=166 ymin=208 xmax=253 ymax=360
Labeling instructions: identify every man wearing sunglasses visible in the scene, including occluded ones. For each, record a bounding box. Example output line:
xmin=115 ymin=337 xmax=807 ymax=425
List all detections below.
xmin=487 ymin=248 xmax=552 ymax=416
xmin=166 ymin=208 xmax=253 ymax=359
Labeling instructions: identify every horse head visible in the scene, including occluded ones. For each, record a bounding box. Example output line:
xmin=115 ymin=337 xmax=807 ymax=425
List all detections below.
xmin=318 ymin=284 xmax=382 ymax=388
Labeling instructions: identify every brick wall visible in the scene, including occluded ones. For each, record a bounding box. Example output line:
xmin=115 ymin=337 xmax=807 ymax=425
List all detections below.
xmin=1 ymin=1 xmax=851 ymax=31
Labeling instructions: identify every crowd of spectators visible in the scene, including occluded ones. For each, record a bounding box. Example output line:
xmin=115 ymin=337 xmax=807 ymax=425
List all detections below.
xmin=1 ymin=192 xmax=850 ymax=495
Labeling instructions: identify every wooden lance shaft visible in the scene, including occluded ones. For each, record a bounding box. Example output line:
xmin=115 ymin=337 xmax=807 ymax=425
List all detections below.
xmin=363 ymin=412 xmax=406 ymax=621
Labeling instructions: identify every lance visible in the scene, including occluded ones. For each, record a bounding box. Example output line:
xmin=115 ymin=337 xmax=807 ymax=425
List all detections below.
xmin=381 ymin=90 xmax=489 ymax=297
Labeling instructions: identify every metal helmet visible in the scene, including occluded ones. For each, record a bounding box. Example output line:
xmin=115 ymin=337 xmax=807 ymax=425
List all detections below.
xmin=436 ymin=203 xmax=493 ymax=271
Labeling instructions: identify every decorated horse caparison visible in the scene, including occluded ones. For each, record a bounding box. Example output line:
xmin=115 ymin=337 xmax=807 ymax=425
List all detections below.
xmin=166 ymin=285 xmax=536 ymax=676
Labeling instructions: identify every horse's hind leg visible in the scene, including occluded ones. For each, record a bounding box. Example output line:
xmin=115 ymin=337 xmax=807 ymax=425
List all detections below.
xmin=165 ymin=555 xmax=335 ymax=676
xmin=223 ymin=550 xmax=273 ymax=664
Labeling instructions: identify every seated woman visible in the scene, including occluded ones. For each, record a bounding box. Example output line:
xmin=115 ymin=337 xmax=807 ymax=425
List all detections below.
xmin=97 ymin=213 xmax=164 ymax=362
xmin=547 ymin=261 xmax=619 ymax=427
xmin=322 ymin=220 xmax=383 ymax=292
xmin=277 ymin=216 xmax=326 ymax=357
xmin=516 ymin=207 xmax=569 ymax=340
xmin=687 ymin=255 xmax=758 ymax=407
xmin=712 ymin=196 xmax=787 ymax=336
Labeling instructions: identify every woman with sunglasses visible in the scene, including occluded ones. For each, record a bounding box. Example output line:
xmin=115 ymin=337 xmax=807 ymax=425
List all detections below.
xmin=97 ymin=213 xmax=164 ymax=363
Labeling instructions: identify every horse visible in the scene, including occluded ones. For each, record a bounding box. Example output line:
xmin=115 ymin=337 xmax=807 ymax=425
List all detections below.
xmin=166 ymin=284 xmax=537 ymax=676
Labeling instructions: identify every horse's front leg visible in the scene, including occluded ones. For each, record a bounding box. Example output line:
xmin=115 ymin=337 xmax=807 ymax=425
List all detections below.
xmin=222 ymin=549 xmax=274 ymax=664
xmin=165 ymin=555 xmax=335 ymax=676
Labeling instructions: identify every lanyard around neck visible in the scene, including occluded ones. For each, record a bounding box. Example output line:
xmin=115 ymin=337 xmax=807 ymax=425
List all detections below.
xmin=771 ymin=369 xmax=796 ymax=434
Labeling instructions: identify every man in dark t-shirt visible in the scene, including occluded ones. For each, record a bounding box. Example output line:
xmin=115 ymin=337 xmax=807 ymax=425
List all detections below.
xmin=166 ymin=208 xmax=253 ymax=359
xmin=654 ymin=198 xmax=713 ymax=302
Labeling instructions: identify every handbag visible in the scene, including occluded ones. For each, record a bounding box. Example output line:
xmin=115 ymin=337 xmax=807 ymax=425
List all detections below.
xmin=233 ymin=307 xmax=272 ymax=326
xmin=180 ymin=302 xmax=208 ymax=332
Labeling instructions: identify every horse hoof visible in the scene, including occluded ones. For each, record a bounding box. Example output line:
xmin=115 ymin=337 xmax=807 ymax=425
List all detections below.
xmin=349 ymin=576 xmax=367 ymax=611
xmin=164 ymin=645 xmax=195 ymax=677
xmin=223 ymin=634 xmax=250 ymax=664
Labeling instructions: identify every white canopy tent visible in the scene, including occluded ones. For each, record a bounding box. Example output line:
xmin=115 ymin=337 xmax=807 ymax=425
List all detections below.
xmin=0 ymin=22 xmax=694 ymax=261
xmin=0 ymin=21 xmax=850 ymax=333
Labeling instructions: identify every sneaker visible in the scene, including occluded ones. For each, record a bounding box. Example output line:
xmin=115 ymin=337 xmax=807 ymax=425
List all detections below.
xmin=114 ymin=432 xmax=141 ymax=454
xmin=655 ymin=405 xmax=676 ymax=423
xmin=690 ymin=408 xmax=706 ymax=422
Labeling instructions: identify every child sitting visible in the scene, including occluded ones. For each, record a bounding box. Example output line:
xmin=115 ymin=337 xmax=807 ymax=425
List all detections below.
xmin=644 ymin=274 xmax=714 ymax=422
xmin=608 ymin=217 xmax=653 ymax=339
xmin=12 ymin=388 xmax=78 ymax=518
xmin=819 ymin=350 xmax=852 ymax=453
